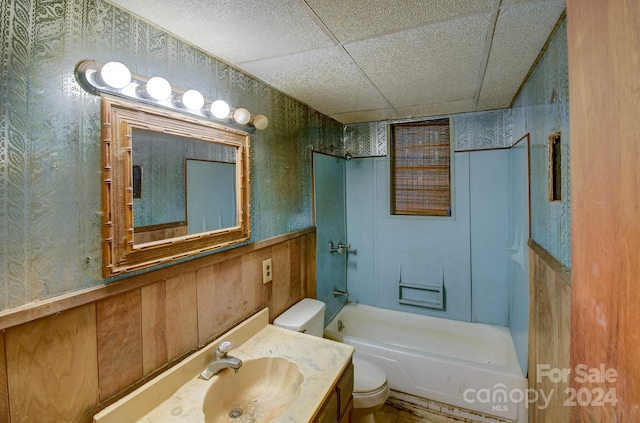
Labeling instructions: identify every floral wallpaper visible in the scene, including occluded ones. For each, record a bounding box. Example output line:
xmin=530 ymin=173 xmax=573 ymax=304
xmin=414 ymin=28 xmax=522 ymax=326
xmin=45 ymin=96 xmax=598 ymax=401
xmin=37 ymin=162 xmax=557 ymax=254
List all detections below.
xmin=343 ymin=108 xmax=513 ymax=157
xmin=0 ymin=0 xmax=341 ymax=311
xmin=512 ymin=18 xmax=570 ymax=268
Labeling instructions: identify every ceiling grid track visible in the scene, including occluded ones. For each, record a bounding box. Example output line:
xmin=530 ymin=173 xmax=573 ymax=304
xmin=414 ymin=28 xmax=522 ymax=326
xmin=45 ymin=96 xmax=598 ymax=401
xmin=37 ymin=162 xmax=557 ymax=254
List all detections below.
xmin=473 ymin=0 xmax=502 ymax=110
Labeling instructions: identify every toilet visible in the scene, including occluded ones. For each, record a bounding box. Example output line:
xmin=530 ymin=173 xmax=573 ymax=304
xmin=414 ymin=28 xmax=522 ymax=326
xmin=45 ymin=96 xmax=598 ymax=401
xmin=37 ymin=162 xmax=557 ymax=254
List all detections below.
xmin=274 ymin=298 xmax=390 ymax=423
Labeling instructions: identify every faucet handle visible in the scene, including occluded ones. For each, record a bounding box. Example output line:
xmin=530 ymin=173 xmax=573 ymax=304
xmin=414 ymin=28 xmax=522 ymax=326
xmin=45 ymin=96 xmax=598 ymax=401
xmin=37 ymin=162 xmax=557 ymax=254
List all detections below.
xmin=338 ymin=242 xmax=351 ymax=250
xmin=216 ymin=341 xmax=233 ymax=357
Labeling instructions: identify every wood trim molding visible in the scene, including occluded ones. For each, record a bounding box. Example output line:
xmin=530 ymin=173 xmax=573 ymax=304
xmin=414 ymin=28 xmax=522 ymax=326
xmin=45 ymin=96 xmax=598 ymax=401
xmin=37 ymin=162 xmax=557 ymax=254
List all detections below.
xmin=528 ymin=239 xmax=571 ymax=285
xmin=0 ymin=227 xmax=315 ymax=331
xmin=455 ymin=146 xmax=512 ymax=153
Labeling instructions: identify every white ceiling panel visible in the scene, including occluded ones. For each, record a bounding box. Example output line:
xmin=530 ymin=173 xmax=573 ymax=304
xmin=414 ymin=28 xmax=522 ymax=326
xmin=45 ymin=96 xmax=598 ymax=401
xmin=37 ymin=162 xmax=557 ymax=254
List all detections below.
xmin=305 ymin=0 xmax=492 ymax=42
xmin=477 ymin=0 xmax=566 ymax=110
xmin=240 ymin=47 xmax=391 ymax=116
xmin=106 ymin=0 xmax=333 ymax=64
xmin=105 ymin=0 xmax=566 ymax=124
xmin=345 ymin=12 xmax=490 ymax=108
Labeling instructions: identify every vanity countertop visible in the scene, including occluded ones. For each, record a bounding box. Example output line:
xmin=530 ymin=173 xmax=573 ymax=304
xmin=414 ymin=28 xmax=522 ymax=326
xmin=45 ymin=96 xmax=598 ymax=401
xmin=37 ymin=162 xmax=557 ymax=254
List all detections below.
xmin=93 ymin=308 xmax=354 ymax=423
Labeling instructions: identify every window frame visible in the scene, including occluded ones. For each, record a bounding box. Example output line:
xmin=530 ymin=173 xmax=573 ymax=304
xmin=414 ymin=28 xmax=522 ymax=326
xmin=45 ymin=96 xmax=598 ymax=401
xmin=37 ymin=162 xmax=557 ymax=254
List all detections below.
xmin=548 ymin=132 xmax=562 ymax=202
xmin=388 ymin=118 xmax=455 ymax=219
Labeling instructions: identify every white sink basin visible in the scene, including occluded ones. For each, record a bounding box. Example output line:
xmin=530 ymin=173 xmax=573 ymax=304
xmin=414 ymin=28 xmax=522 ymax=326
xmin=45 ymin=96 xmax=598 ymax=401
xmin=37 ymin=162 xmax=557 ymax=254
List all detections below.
xmin=203 ymin=357 xmax=303 ymax=422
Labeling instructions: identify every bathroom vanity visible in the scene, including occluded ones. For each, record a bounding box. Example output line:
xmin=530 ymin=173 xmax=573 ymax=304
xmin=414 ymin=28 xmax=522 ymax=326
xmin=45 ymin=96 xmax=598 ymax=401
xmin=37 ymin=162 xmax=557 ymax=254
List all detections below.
xmin=314 ymin=359 xmax=354 ymax=423
xmin=93 ymin=308 xmax=354 ymax=422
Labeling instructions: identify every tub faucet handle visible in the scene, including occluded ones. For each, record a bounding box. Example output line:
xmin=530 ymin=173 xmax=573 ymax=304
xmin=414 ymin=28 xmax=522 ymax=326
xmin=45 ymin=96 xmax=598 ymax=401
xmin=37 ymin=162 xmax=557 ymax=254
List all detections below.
xmin=329 ymin=241 xmax=342 ymax=254
xmin=338 ymin=242 xmax=351 ymax=251
xmin=329 ymin=241 xmax=351 ymax=254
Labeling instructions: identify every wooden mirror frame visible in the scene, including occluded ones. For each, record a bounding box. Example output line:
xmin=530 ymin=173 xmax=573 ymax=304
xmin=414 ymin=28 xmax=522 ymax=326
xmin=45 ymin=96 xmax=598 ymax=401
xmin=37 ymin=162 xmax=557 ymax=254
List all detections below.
xmin=101 ymin=96 xmax=250 ymax=277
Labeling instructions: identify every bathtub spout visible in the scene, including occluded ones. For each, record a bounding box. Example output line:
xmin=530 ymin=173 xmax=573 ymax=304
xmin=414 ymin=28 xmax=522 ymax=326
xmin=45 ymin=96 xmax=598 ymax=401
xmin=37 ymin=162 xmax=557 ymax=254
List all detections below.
xmin=333 ymin=289 xmax=349 ymax=298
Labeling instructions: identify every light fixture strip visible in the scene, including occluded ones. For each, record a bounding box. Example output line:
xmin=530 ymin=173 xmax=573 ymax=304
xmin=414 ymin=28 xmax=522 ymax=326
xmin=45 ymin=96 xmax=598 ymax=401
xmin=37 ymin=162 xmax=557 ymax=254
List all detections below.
xmin=74 ymin=60 xmax=268 ymax=131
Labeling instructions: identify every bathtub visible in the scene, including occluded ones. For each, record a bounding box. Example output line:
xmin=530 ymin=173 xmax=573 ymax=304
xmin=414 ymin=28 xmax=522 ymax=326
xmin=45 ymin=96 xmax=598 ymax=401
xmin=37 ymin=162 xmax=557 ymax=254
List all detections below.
xmin=324 ymin=303 xmax=528 ymax=422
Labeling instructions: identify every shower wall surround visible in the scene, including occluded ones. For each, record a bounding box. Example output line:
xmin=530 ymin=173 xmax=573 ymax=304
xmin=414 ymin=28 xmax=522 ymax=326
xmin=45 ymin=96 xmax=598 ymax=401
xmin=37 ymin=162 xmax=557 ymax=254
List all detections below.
xmin=345 ymin=152 xmax=512 ymax=325
xmin=0 ymin=0 xmax=341 ymax=311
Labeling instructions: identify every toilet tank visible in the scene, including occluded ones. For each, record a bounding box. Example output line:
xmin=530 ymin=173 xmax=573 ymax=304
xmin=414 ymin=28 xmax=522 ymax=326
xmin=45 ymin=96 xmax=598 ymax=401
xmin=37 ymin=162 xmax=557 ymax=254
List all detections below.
xmin=273 ymin=298 xmax=326 ymax=337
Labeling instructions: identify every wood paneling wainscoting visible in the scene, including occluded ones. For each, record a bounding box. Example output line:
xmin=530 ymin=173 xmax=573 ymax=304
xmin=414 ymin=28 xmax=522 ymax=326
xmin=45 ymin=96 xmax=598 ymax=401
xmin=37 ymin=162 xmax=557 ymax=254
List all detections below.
xmin=528 ymin=240 xmax=571 ymax=423
xmin=0 ymin=228 xmax=316 ymax=423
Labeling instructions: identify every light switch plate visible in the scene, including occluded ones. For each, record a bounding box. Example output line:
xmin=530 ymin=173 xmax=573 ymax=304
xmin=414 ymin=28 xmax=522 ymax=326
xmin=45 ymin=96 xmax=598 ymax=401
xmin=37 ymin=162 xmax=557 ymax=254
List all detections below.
xmin=262 ymin=258 xmax=273 ymax=284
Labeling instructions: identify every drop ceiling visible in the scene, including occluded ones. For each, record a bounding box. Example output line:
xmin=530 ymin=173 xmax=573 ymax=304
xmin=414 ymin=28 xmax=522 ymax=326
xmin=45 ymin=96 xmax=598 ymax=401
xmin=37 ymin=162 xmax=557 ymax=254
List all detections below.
xmin=106 ymin=0 xmax=565 ymax=124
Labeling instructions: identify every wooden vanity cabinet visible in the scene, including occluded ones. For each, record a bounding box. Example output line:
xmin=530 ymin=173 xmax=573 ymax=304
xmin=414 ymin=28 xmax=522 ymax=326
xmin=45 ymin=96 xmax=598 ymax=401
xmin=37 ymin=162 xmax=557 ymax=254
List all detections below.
xmin=314 ymin=359 xmax=354 ymax=423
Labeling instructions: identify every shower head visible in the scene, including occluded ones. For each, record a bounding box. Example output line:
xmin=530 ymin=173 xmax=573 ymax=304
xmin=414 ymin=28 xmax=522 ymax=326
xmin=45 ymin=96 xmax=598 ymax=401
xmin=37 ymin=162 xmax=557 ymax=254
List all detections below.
xmin=330 ymin=145 xmax=353 ymax=160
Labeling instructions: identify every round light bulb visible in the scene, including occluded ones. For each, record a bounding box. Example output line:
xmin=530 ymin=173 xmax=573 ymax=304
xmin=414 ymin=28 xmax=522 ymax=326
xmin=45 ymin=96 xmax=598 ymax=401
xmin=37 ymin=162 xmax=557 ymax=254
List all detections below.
xmin=180 ymin=89 xmax=205 ymax=110
xmin=210 ymin=100 xmax=230 ymax=119
xmin=253 ymin=114 xmax=269 ymax=130
xmin=233 ymin=107 xmax=251 ymax=125
xmin=99 ymin=61 xmax=131 ymax=89
xmin=144 ymin=76 xmax=172 ymax=100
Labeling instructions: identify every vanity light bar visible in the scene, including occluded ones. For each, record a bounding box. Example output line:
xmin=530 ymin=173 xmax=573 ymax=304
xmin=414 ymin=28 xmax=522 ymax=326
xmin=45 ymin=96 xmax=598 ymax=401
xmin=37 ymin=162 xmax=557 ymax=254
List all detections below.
xmin=74 ymin=59 xmax=268 ymax=132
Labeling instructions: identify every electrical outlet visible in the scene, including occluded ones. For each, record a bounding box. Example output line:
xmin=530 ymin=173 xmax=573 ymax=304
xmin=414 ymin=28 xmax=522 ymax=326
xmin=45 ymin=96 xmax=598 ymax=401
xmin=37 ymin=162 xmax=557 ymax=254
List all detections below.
xmin=262 ymin=258 xmax=273 ymax=284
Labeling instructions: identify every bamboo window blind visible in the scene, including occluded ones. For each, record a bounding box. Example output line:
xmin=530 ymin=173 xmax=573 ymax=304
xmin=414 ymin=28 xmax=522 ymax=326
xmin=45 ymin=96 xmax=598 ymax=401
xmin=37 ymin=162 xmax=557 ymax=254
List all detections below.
xmin=390 ymin=120 xmax=452 ymax=216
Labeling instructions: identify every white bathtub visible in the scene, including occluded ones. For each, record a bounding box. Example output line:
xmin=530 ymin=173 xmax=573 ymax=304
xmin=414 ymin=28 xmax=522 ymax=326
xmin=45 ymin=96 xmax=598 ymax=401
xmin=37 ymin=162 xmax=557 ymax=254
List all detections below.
xmin=324 ymin=303 xmax=528 ymax=422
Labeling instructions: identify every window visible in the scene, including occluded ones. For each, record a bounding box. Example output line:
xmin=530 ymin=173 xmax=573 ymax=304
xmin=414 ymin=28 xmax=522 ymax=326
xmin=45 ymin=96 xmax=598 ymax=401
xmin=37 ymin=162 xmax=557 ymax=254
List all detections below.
xmin=548 ymin=132 xmax=562 ymax=202
xmin=390 ymin=119 xmax=452 ymax=217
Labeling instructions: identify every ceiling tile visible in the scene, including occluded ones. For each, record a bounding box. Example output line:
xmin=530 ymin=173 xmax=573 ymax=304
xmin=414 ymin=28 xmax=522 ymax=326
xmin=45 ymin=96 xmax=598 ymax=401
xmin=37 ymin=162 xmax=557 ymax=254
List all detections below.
xmin=306 ymin=0 xmax=492 ymax=43
xmin=345 ymin=12 xmax=490 ymax=109
xmin=240 ymin=48 xmax=392 ymax=116
xmin=106 ymin=0 xmax=333 ymax=64
xmin=477 ymin=0 xmax=565 ymax=110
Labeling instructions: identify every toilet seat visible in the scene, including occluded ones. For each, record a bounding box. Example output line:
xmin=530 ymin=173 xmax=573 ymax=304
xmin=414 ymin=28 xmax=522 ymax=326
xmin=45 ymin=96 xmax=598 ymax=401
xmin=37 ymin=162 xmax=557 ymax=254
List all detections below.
xmin=353 ymin=381 xmax=390 ymax=409
xmin=353 ymin=357 xmax=387 ymax=393
xmin=352 ymin=357 xmax=390 ymax=410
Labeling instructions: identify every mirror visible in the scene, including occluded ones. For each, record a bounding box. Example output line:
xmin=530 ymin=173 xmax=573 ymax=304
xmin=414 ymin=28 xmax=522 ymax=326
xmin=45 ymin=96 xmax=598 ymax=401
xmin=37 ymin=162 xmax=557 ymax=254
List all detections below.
xmin=101 ymin=96 xmax=250 ymax=277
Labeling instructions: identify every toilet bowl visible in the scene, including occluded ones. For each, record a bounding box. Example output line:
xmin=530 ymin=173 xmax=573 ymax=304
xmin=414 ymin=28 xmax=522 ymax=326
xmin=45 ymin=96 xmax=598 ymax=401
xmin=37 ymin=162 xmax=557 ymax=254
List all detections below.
xmin=351 ymin=357 xmax=390 ymax=423
xmin=273 ymin=298 xmax=389 ymax=423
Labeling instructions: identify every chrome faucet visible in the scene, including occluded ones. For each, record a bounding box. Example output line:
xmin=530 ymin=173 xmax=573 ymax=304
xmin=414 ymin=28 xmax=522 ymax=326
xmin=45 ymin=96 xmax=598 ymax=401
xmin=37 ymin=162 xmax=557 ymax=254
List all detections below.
xmin=198 ymin=341 xmax=242 ymax=380
xmin=333 ymin=289 xmax=349 ymax=298
xmin=329 ymin=241 xmax=351 ymax=255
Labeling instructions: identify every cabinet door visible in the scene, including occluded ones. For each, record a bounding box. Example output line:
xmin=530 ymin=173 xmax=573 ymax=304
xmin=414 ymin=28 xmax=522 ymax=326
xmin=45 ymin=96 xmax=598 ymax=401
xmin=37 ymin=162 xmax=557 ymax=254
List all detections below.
xmin=336 ymin=361 xmax=354 ymax=420
xmin=314 ymin=390 xmax=338 ymax=423
xmin=338 ymin=400 xmax=352 ymax=423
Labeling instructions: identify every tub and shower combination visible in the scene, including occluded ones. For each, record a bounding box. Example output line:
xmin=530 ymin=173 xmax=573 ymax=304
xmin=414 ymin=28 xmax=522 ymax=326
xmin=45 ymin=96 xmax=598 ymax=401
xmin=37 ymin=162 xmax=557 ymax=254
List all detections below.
xmin=324 ymin=303 xmax=528 ymax=423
